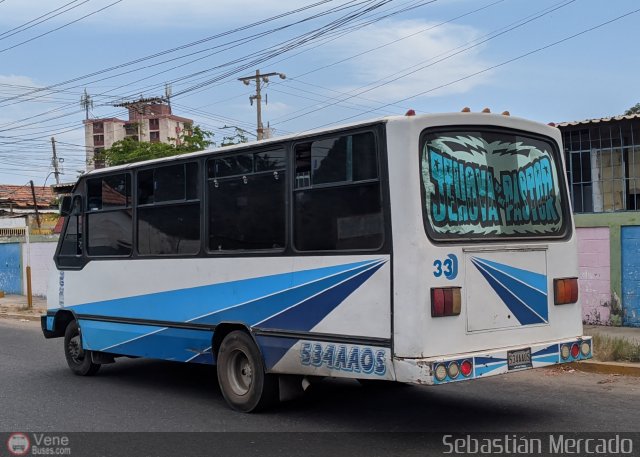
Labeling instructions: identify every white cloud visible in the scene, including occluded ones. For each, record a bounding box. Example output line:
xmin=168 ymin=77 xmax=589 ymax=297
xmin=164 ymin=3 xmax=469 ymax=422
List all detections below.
xmin=324 ymin=19 xmax=492 ymax=103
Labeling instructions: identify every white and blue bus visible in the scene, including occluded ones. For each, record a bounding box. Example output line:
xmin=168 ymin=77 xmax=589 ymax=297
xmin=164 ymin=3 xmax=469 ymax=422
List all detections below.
xmin=42 ymin=111 xmax=591 ymax=412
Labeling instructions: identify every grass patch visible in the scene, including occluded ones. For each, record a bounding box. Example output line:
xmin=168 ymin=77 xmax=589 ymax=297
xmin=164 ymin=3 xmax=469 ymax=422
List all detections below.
xmin=592 ymin=333 xmax=640 ymax=363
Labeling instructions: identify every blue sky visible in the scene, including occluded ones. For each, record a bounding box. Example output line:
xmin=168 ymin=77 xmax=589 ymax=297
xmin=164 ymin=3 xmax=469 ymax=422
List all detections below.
xmin=0 ymin=0 xmax=638 ymax=185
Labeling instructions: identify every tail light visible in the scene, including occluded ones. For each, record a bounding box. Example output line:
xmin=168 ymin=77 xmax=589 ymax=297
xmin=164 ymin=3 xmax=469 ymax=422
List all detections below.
xmin=460 ymin=360 xmax=473 ymax=377
xmin=571 ymin=343 xmax=580 ymax=359
xmin=434 ymin=364 xmax=447 ymax=381
xmin=554 ymin=278 xmax=578 ymax=305
xmin=431 ymin=287 xmax=462 ymax=317
xmin=447 ymin=361 xmax=460 ymax=379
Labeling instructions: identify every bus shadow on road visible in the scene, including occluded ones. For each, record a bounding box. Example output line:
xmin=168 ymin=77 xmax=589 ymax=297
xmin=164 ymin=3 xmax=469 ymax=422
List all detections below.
xmin=94 ymin=358 xmax=554 ymax=431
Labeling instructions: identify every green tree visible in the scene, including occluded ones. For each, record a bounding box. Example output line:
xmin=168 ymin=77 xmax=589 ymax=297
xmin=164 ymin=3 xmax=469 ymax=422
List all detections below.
xmin=624 ymin=103 xmax=640 ymax=115
xmin=221 ymin=127 xmax=250 ymax=147
xmin=101 ymin=123 xmax=214 ymax=166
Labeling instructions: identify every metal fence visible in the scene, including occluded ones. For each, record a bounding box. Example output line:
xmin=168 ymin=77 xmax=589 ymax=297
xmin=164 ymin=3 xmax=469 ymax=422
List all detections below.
xmin=561 ymin=118 xmax=640 ymax=213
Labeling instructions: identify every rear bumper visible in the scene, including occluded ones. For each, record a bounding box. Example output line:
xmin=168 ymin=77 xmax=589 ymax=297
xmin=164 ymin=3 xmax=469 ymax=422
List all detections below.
xmin=393 ymin=336 xmax=592 ymax=385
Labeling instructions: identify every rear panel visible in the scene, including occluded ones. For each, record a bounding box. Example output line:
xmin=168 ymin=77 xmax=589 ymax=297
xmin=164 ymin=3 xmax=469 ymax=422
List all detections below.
xmin=387 ymin=113 xmax=582 ymax=359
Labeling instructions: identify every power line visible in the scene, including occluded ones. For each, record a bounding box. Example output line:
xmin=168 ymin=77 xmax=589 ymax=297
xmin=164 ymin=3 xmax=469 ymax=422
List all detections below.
xmin=0 ymin=0 xmax=90 ymax=42
xmin=0 ymin=0 xmax=340 ymax=105
xmin=272 ymin=0 xmax=577 ymax=126
xmin=0 ymin=0 xmax=122 ymax=55
xmin=311 ymin=5 xmax=640 ymax=130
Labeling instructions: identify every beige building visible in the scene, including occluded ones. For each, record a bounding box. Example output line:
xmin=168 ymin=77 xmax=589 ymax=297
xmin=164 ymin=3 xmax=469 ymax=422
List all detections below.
xmin=83 ymin=98 xmax=193 ymax=170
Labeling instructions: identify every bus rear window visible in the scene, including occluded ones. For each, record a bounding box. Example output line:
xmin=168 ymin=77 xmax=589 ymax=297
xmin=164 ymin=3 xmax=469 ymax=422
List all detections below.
xmin=420 ymin=128 xmax=568 ymax=241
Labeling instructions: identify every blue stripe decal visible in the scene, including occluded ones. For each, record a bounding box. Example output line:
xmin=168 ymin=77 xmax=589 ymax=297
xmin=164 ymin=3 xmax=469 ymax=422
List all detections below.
xmin=79 ymin=319 xmax=166 ymax=351
xmin=474 ymin=356 xmax=506 ymax=365
xmin=475 ymin=361 xmax=507 ymax=377
xmin=191 ymin=261 xmax=381 ymax=326
xmin=533 ymin=354 xmax=558 ymax=364
xmin=76 ymin=259 xmax=386 ymax=364
xmin=257 ymin=262 xmax=385 ymax=369
xmin=472 ymin=258 xmax=548 ymax=321
xmin=532 ymin=344 xmax=558 ymax=357
xmin=471 ymin=258 xmax=547 ymax=325
xmin=472 ymin=257 xmax=546 ymax=292
xmin=69 ymin=259 xmax=379 ymax=322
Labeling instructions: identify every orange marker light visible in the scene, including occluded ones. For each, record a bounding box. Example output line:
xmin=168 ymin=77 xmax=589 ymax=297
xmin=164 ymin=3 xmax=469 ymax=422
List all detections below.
xmin=554 ymin=278 xmax=579 ymax=305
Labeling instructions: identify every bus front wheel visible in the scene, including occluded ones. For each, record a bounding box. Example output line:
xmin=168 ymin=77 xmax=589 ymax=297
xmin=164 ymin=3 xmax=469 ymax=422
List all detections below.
xmin=64 ymin=321 xmax=101 ymax=376
xmin=216 ymin=331 xmax=278 ymax=412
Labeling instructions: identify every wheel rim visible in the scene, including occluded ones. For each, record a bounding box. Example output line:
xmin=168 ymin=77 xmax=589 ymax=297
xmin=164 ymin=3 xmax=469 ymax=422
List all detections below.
xmin=67 ymin=334 xmax=85 ymax=364
xmin=226 ymin=348 xmax=253 ymax=396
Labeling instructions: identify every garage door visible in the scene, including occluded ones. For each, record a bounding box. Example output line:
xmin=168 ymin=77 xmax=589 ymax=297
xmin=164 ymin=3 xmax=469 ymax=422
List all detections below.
xmin=622 ymin=226 xmax=640 ymax=327
xmin=0 ymin=243 xmax=22 ymax=294
xmin=577 ymin=227 xmax=611 ymax=325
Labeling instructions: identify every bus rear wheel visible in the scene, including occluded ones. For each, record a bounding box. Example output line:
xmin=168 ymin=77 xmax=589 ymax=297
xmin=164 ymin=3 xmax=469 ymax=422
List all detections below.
xmin=216 ymin=331 xmax=278 ymax=412
xmin=64 ymin=321 xmax=100 ymax=376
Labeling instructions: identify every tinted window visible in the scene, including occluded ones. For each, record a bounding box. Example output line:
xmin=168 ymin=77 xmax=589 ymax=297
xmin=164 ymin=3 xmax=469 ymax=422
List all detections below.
xmin=87 ymin=210 xmax=133 ymax=256
xmin=138 ymin=163 xmax=198 ymax=205
xmin=136 ymin=162 xmax=201 ymax=256
xmin=295 ymin=132 xmax=377 ymax=188
xmin=87 ymin=174 xmax=131 ymax=210
xmin=294 ymin=183 xmax=383 ymax=251
xmin=57 ymin=196 xmax=84 ymax=267
xmin=208 ymin=150 xmax=286 ymax=251
xmin=138 ymin=203 xmax=200 ymax=255
xmin=210 ymin=154 xmax=253 ymax=178
xmin=294 ymin=132 xmax=383 ymax=251
xmin=86 ymin=173 xmax=133 ymax=257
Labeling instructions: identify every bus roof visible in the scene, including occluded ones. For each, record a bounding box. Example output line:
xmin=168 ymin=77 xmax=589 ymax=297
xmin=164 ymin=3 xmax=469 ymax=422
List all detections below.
xmin=82 ymin=112 xmax=558 ymax=177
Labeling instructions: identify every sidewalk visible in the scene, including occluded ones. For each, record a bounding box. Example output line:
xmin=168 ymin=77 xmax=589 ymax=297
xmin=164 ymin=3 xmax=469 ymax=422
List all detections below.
xmin=584 ymin=324 xmax=640 ymax=345
xmin=0 ymin=294 xmax=47 ymax=320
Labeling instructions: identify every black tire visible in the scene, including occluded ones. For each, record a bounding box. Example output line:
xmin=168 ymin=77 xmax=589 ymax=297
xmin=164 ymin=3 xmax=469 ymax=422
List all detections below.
xmin=64 ymin=320 xmax=101 ymax=376
xmin=216 ymin=331 xmax=279 ymax=412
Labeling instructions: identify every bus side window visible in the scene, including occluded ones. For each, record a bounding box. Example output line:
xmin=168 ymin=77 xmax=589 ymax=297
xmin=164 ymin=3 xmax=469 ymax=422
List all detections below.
xmin=293 ymin=132 xmax=383 ymax=251
xmin=57 ymin=196 xmax=84 ymax=267
xmin=208 ymin=149 xmax=286 ymax=251
xmin=86 ymin=173 xmax=133 ymax=257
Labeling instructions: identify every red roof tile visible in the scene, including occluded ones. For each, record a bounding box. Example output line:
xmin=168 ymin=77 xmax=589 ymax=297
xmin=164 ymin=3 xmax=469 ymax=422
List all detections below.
xmin=0 ymin=184 xmax=56 ymax=208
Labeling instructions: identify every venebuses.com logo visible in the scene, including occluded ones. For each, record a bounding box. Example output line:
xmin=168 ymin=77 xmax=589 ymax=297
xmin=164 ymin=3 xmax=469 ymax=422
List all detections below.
xmin=6 ymin=433 xmax=30 ymax=456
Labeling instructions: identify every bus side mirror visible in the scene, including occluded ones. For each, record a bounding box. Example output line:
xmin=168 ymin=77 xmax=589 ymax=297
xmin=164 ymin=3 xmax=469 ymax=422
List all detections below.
xmin=59 ymin=196 xmax=73 ymax=216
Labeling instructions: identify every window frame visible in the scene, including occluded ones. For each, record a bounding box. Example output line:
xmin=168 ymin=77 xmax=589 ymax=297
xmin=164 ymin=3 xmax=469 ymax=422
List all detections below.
xmin=85 ymin=172 xmax=134 ymax=258
xmin=418 ymin=125 xmax=573 ymax=244
xmin=134 ymin=160 xmax=202 ymax=257
xmin=291 ymin=128 xmax=386 ymax=254
xmin=54 ymin=194 xmax=86 ymax=269
xmin=205 ymin=146 xmax=288 ymax=255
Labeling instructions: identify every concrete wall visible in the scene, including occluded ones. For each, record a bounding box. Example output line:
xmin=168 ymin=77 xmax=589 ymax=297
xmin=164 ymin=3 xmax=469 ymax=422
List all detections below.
xmin=21 ymin=241 xmax=57 ymax=297
xmin=575 ymin=212 xmax=640 ymax=325
xmin=576 ymin=227 xmax=611 ymax=324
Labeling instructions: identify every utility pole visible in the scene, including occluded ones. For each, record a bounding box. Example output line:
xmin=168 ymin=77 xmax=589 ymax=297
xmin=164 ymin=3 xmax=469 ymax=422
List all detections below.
xmin=80 ymin=88 xmax=93 ymax=120
xmin=29 ymin=180 xmax=41 ymax=229
xmin=238 ymin=70 xmax=286 ymax=140
xmin=51 ymin=137 xmax=61 ymax=185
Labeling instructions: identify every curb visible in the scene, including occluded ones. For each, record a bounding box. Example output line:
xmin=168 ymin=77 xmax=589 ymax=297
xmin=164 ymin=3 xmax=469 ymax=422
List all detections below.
xmin=567 ymin=360 xmax=640 ymax=377
xmin=0 ymin=312 xmax=44 ymax=322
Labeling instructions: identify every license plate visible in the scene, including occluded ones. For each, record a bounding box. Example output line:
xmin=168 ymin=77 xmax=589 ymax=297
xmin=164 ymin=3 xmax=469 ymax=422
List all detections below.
xmin=507 ymin=348 xmax=532 ymax=370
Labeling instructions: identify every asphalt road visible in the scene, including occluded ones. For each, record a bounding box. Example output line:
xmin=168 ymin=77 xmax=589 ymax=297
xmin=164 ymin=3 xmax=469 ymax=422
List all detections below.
xmin=1 ymin=318 xmax=639 ymax=433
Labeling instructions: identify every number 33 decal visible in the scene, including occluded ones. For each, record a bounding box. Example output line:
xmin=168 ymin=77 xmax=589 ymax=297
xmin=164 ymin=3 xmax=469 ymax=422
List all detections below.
xmin=433 ymin=254 xmax=458 ymax=280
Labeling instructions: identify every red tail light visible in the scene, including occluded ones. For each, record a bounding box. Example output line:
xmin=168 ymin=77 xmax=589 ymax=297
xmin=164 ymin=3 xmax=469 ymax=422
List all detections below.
xmin=460 ymin=360 xmax=473 ymax=377
xmin=431 ymin=287 xmax=461 ymax=317
xmin=571 ymin=343 xmax=580 ymax=359
xmin=554 ymin=277 xmax=578 ymax=305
